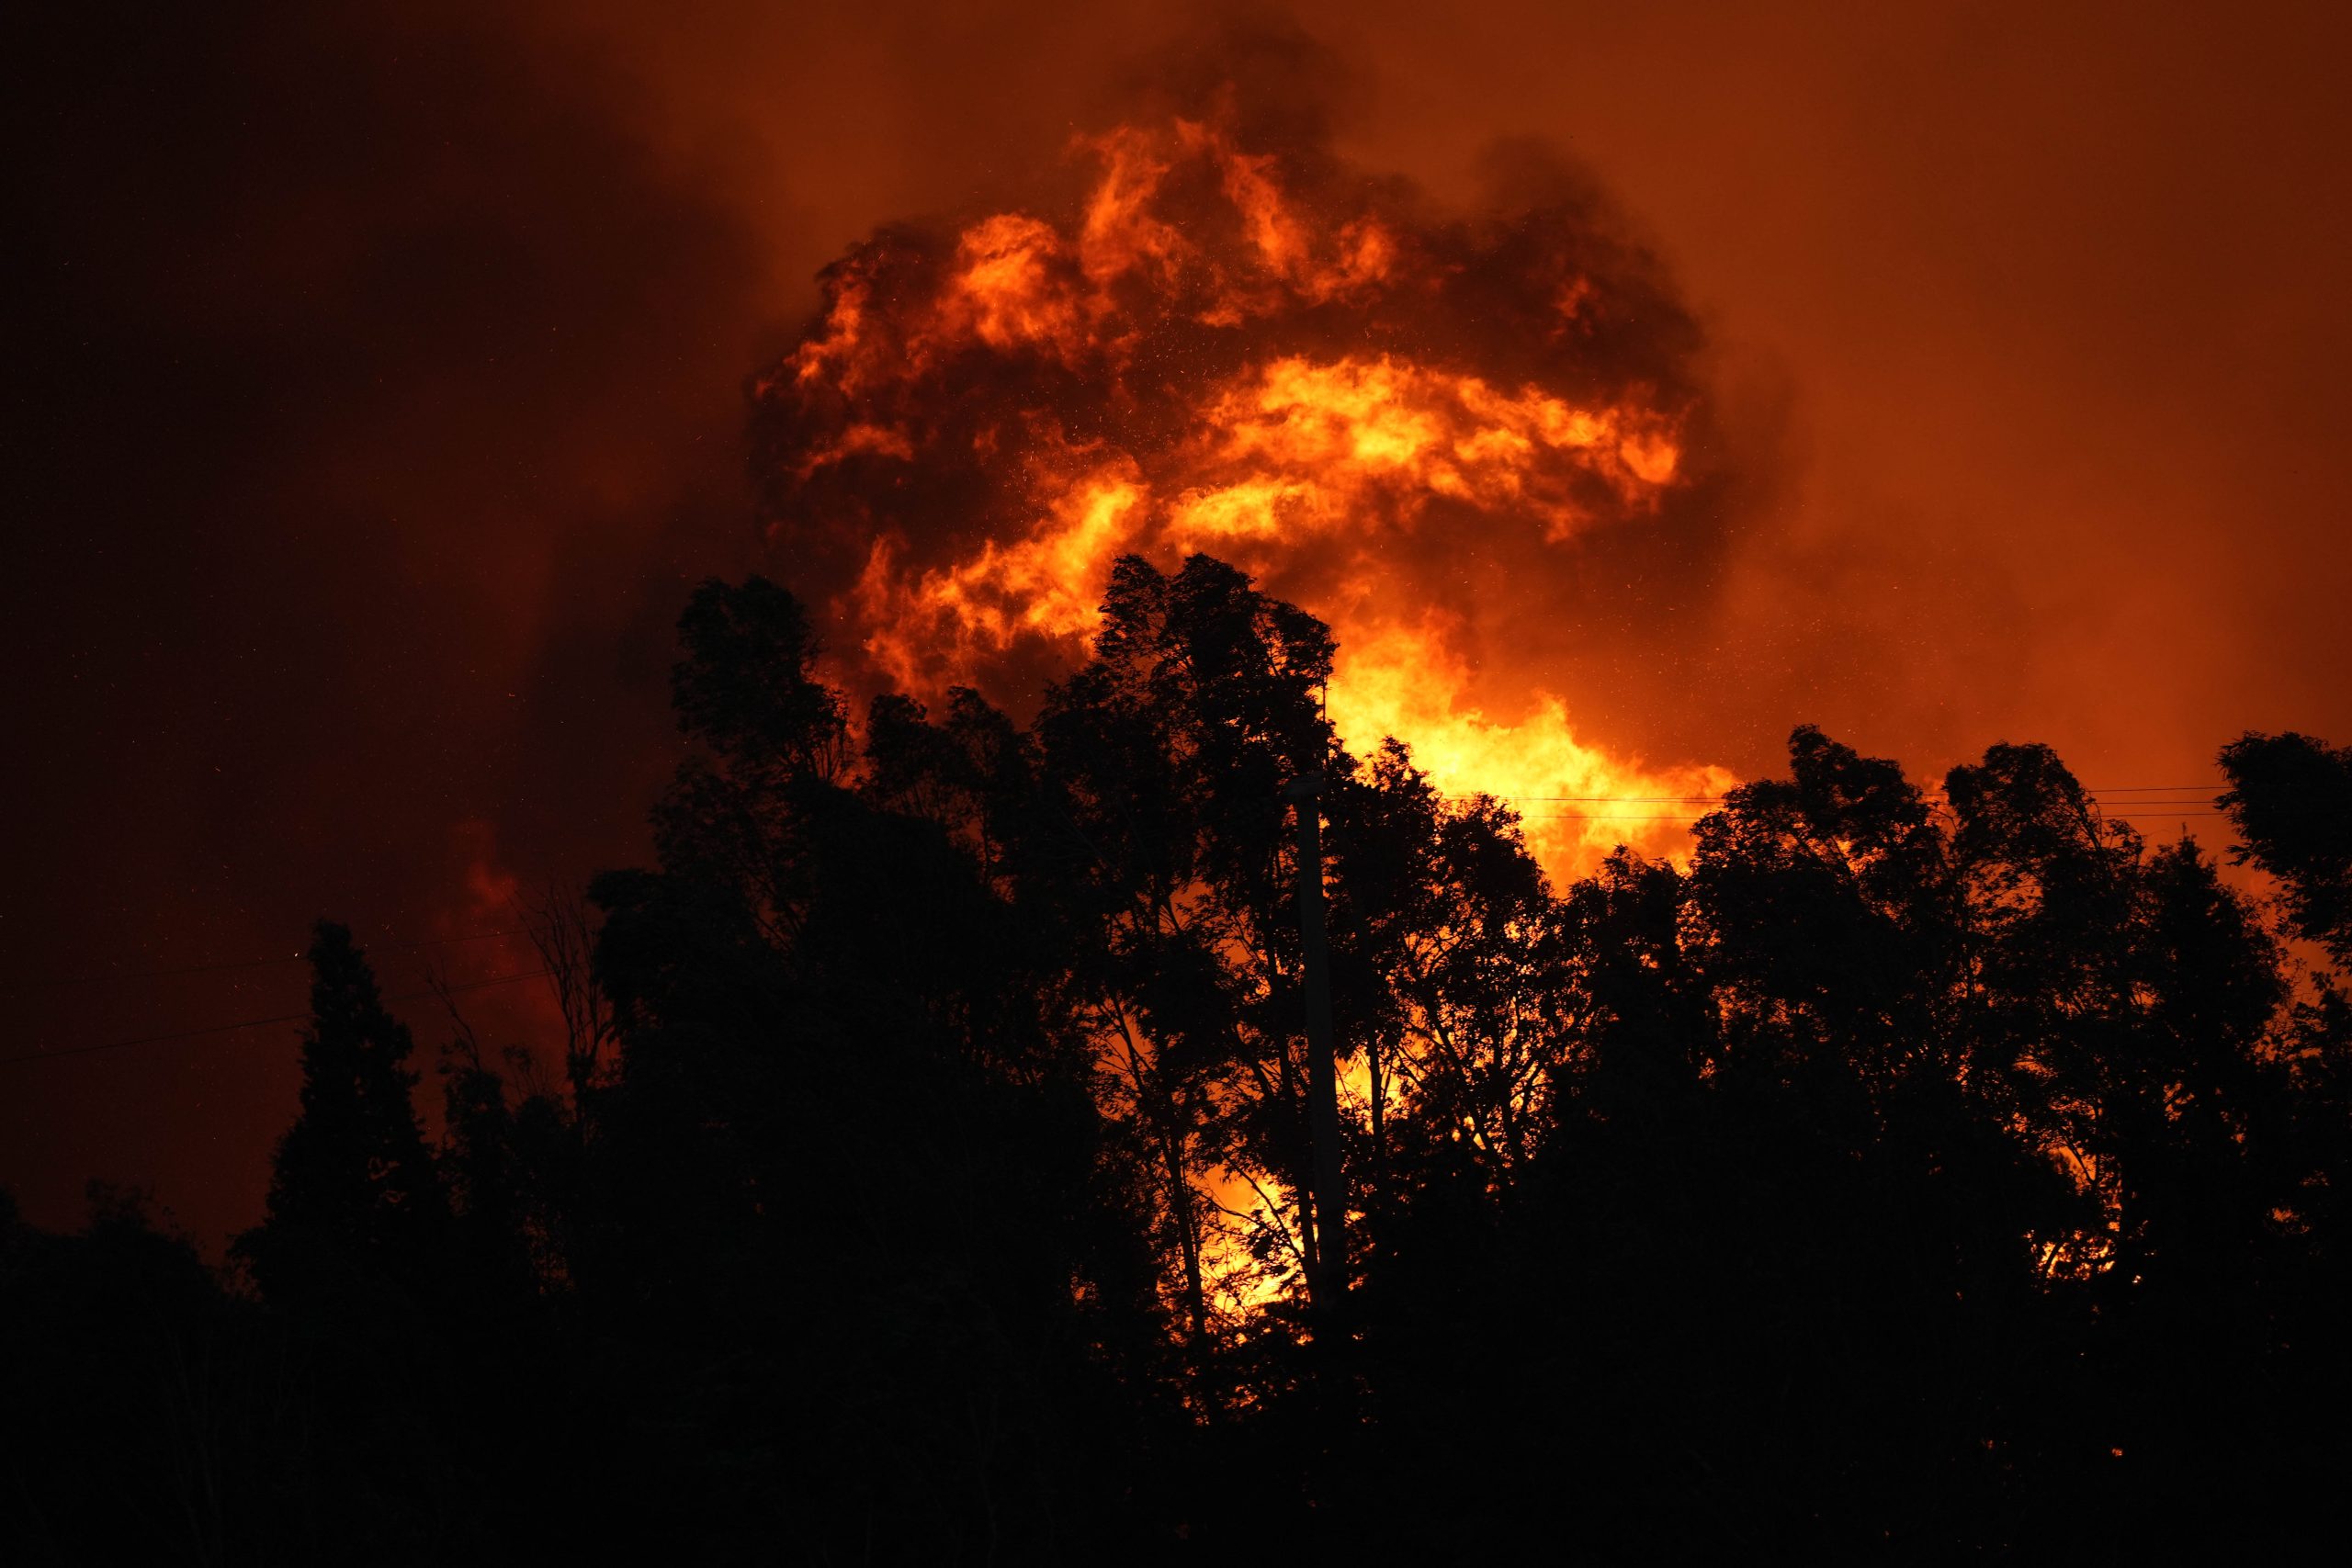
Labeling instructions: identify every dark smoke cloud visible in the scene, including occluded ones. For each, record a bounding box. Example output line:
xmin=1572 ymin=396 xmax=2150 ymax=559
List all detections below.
xmin=749 ymin=21 xmax=1751 ymax=723
xmin=7 ymin=0 xmax=2347 ymax=1249
xmin=2 ymin=0 xmax=780 ymax=1244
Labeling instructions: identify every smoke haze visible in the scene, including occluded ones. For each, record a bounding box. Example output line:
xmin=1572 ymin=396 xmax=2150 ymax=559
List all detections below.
xmin=6 ymin=0 xmax=2348 ymax=1247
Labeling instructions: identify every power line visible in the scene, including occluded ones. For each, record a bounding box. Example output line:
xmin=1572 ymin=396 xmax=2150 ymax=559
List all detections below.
xmin=2069 ymin=785 xmax=2225 ymax=793
xmin=1438 ymin=782 xmax=2229 ymax=818
xmin=0 ymin=927 xmax=531 ymax=995
xmin=1485 ymin=800 xmax=2220 ymax=809
xmin=1446 ymin=786 xmax=2222 ymax=804
xmin=0 ymin=967 xmax=555 ymax=1070
xmin=0 ymin=779 xmax=2241 ymax=1054
xmin=1514 ymin=818 xmax=2229 ymax=827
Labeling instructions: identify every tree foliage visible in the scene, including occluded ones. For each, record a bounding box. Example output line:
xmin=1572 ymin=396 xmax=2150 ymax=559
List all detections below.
xmin=12 ymin=558 xmax=2352 ymax=1562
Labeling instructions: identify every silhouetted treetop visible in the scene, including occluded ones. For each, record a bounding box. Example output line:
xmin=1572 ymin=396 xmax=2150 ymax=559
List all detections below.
xmin=232 ymin=920 xmax=445 ymax=1306
xmin=671 ymin=573 xmax=851 ymax=782
xmin=23 ymin=559 xmax=2352 ymax=1563
xmin=2222 ymin=729 xmax=2352 ymax=965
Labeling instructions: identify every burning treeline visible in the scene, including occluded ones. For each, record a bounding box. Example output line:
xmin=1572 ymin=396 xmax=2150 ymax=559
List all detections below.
xmin=18 ymin=12 xmax=2352 ymax=1561
xmin=25 ymin=66 xmax=2352 ymax=1568
xmin=752 ymin=105 xmax=1734 ymax=877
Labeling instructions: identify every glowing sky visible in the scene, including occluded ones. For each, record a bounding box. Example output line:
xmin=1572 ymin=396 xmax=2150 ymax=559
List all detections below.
xmin=6 ymin=0 xmax=2347 ymax=1248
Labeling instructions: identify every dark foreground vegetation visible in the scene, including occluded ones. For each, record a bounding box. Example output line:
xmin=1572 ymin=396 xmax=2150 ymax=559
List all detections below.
xmin=7 ymin=555 xmax=2352 ymax=1562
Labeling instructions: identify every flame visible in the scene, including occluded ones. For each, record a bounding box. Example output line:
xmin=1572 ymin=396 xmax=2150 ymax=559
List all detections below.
xmin=761 ymin=111 xmax=1725 ymax=877
xmin=1178 ymin=355 xmax=1681 ymax=542
xmin=1329 ymin=624 xmax=1734 ymax=867
xmin=942 ymin=214 xmax=1084 ymax=355
xmin=857 ymin=456 xmax=1145 ymax=693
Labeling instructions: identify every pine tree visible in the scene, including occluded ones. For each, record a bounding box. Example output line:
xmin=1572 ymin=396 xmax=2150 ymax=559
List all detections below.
xmin=232 ymin=920 xmax=445 ymax=1304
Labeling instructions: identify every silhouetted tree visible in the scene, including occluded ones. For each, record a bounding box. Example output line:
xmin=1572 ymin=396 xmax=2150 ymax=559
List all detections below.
xmin=232 ymin=922 xmax=446 ymax=1308
xmin=2222 ymin=729 xmax=2352 ymax=966
xmin=29 ymin=563 xmax=2352 ymax=1562
xmin=1028 ymin=555 xmax=1342 ymax=1333
xmin=2 ymin=1187 xmax=300 ymax=1564
xmin=575 ymin=573 xmax=1181 ymax=1560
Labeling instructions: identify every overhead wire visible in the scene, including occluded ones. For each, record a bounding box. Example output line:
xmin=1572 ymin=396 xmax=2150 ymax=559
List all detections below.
xmin=1 ymin=789 xmax=2234 ymax=983
xmin=1512 ymin=810 xmax=2227 ymax=822
xmin=1443 ymin=786 xmax=2222 ymax=804
xmin=0 ymin=967 xmax=555 ymax=1069
xmin=0 ymin=926 xmax=531 ymax=994
xmin=0 ymin=780 xmax=2239 ymax=1066
xmin=1442 ymin=782 xmax=2226 ymax=820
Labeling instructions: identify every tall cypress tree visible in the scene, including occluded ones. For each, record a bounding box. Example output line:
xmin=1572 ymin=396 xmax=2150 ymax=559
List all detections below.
xmin=233 ymin=920 xmax=445 ymax=1304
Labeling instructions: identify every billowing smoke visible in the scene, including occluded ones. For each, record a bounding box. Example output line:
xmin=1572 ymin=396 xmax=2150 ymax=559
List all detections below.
xmin=750 ymin=45 xmax=1736 ymax=870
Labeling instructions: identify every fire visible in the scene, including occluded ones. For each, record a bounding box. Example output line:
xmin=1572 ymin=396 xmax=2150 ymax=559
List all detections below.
xmin=758 ymin=108 xmax=1729 ymax=876
xmin=1178 ymin=355 xmax=1683 ymax=541
xmin=943 ymin=214 xmax=1084 ymax=355
xmin=1329 ymin=623 xmax=1735 ymax=869
xmin=855 ymin=457 xmax=1146 ymax=693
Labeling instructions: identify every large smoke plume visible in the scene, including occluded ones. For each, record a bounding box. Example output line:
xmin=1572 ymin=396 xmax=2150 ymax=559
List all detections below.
xmin=749 ymin=31 xmax=1738 ymax=869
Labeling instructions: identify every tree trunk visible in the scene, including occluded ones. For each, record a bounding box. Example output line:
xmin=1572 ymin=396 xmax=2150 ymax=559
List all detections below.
xmin=1288 ymin=776 xmax=1347 ymax=1317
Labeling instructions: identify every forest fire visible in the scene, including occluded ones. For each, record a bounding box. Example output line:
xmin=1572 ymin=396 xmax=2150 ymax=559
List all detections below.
xmin=756 ymin=111 xmax=1733 ymax=873
xmin=15 ymin=8 xmax=2352 ymax=1559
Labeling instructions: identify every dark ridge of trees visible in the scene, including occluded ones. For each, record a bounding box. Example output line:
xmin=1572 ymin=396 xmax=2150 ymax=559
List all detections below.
xmin=7 ymin=555 xmax=2351 ymax=1562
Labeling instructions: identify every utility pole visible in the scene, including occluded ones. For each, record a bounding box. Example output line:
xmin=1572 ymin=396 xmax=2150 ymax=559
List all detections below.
xmin=1286 ymin=773 xmax=1346 ymax=1316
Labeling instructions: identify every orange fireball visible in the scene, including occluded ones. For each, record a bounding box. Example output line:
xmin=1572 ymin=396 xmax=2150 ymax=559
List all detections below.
xmin=757 ymin=108 xmax=1732 ymax=875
